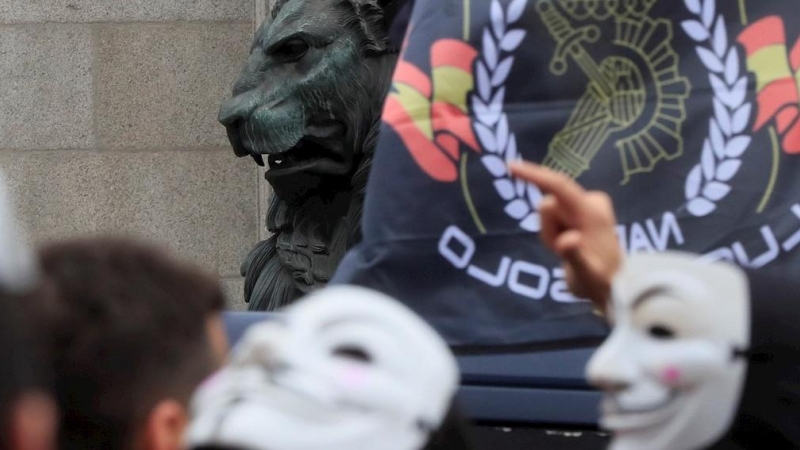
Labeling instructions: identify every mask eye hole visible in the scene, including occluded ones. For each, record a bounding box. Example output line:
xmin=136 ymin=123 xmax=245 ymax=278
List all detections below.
xmin=333 ymin=346 xmax=372 ymax=363
xmin=648 ymin=324 xmax=675 ymax=339
xmin=272 ymin=38 xmax=310 ymax=62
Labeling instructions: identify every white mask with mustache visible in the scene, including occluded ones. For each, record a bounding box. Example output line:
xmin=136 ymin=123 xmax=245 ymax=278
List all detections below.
xmin=587 ymin=252 xmax=750 ymax=450
xmin=185 ymin=285 xmax=460 ymax=450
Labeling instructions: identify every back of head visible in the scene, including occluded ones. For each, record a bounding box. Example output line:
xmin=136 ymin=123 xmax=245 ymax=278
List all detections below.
xmin=34 ymin=238 xmax=226 ymax=450
xmin=0 ymin=289 xmax=52 ymax=449
xmin=187 ymin=285 xmax=472 ymax=450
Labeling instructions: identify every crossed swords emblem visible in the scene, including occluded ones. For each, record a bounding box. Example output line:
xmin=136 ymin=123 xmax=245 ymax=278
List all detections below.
xmin=538 ymin=0 xmax=690 ymax=183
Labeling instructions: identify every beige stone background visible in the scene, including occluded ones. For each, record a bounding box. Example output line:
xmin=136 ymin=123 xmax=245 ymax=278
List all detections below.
xmin=0 ymin=0 xmax=272 ymax=310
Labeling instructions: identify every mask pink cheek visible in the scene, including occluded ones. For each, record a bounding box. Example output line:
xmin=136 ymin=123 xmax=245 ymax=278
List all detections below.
xmin=341 ymin=366 xmax=367 ymax=389
xmin=661 ymin=366 xmax=682 ymax=385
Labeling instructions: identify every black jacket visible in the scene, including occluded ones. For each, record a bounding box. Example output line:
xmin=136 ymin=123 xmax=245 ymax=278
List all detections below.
xmin=711 ymin=269 xmax=800 ymax=449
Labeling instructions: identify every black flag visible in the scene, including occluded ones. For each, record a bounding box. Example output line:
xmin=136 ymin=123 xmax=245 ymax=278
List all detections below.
xmin=335 ymin=0 xmax=800 ymax=348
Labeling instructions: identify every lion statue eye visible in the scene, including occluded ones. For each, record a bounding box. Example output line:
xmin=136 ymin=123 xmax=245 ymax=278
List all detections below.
xmin=272 ymin=38 xmax=310 ymax=62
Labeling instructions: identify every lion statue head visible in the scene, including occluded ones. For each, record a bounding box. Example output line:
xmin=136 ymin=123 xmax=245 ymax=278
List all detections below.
xmin=219 ymin=0 xmax=400 ymax=310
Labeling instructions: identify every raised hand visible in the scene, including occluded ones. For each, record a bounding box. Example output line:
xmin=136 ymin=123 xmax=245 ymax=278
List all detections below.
xmin=509 ymin=162 xmax=622 ymax=309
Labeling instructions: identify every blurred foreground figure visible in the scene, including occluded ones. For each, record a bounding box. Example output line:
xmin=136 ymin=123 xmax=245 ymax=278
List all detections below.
xmin=31 ymin=239 xmax=229 ymax=450
xmin=0 ymin=176 xmax=37 ymax=297
xmin=512 ymin=162 xmax=800 ymax=449
xmin=186 ymin=285 xmax=472 ymax=450
xmin=0 ymin=173 xmax=57 ymax=450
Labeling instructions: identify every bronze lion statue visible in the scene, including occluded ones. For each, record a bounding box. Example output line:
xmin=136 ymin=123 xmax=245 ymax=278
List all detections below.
xmin=219 ymin=0 xmax=402 ymax=310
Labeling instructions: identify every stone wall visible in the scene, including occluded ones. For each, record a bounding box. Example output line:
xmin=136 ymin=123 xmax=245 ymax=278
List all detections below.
xmin=0 ymin=0 xmax=263 ymax=310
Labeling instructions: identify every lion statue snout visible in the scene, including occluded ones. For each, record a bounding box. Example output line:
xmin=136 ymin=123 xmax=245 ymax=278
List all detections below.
xmin=219 ymin=77 xmax=357 ymax=203
xmin=219 ymin=88 xmax=306 ymax=162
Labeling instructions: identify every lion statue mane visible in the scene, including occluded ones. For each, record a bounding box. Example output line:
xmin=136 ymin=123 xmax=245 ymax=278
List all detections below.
xmin=219 ymin=0 xmax=402 ymax=310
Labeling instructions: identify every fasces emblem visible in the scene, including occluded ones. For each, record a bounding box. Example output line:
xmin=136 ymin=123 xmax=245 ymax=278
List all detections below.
xmin=475 ymin=0 xmax=691 ymax=232
xmin=538 ymin=0 xmax=690 ymax=183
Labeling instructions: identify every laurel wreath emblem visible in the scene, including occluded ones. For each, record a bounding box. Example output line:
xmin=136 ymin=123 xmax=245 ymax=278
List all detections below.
xmin=472 ymin=0 xmax=542 ymax=232
xmin=682 ymin=0 xmax=753 ymax=217
xmin=475 ymin=0 xmax=750 ymax=226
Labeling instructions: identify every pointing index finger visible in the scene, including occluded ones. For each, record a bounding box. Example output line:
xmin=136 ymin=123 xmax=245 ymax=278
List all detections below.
xmin=508 ymin=162 xmax=587 ymax=215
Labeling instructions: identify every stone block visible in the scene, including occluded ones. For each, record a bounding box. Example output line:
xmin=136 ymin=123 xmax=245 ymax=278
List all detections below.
xmin=0 ymin=0 xmax=253 ymax=24
xmin=255 ymin=0 xmax=269 ymax=26
xmin=221 ymin=277 xmax=248 ymax=311
xmin=0 ymin=150 xmax=260 ymax=277
xmin=94 ymin=23 xmax=253 ymax=150
xmin=0 ymin=151 xmax=102 ymax=237
xmin=0 ymin=25 xmax=93 ymax=150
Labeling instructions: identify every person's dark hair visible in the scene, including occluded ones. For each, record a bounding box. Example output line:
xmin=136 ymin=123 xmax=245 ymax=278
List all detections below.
xmin=0 ymin=287 xmax=51 ymax=448
xmin=33 ymin=238 xmax=225 ymax=450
